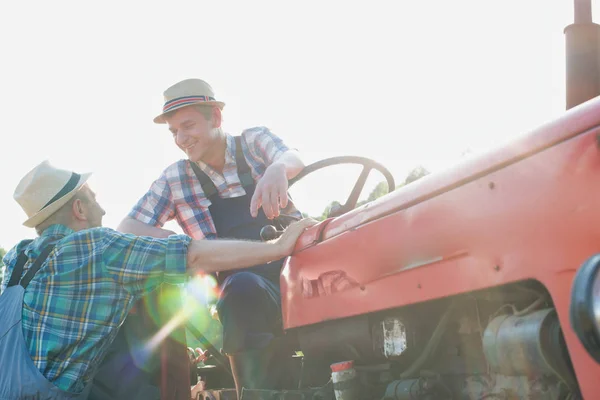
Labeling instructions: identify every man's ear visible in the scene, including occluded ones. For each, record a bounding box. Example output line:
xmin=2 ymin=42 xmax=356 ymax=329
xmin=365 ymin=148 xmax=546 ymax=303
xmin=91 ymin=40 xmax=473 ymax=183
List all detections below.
xmin=71 ymin=198 xmax=88 ymax=222
xmin=211 ymin=106 xmax=222 ymax=128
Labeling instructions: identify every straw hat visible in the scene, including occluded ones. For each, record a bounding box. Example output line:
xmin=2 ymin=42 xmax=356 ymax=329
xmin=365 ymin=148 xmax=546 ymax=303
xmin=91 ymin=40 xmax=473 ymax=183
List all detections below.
xmin=153 ymin=78 xmax=226 ymax=124
xmin=14 ymin=161 xmax=92 ymax=228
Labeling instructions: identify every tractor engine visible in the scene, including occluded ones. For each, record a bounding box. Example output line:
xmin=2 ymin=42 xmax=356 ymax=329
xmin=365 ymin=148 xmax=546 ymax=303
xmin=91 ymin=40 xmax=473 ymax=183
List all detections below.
xmin=293 ymin=281 xmax=579 ymax=400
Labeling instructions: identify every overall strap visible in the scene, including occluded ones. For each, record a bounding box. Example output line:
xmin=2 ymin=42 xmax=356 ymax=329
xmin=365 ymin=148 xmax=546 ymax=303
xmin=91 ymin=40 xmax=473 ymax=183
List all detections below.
xmin=7 ymin=244 xmax=55 ymax=290
xmin=6 ymin=240 xmax=33 ymax=288
xmin=188 ymin=136 xmax=255 ymax=196
xmin=234 ymin=136 xmax=254 ymax=187
xmin=20 ymin=245 xmax=55 ymax=289
xmin=189 ymin=161 xmax=219 ymax=198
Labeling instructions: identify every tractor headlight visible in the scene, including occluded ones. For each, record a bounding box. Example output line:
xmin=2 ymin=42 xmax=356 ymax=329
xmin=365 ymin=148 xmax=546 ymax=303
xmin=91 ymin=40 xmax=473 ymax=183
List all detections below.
xmin=570 ymin=254 xmax=600 ymax=364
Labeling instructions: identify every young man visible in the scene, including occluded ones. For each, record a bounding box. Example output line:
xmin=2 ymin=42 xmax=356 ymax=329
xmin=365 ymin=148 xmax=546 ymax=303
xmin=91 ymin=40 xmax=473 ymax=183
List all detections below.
xmin=0 ymin=160 xmax=314 ymax=399
xmin=117 ymin=78 xmax=306 ymax=397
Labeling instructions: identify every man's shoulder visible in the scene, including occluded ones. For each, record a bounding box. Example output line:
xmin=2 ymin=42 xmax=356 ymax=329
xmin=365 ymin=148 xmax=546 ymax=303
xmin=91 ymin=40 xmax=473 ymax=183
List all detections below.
xmin=3 ymin=240 xmax=29 ymax=267
xmin=72 ymin=227 xmax=191 ymax=248
xmin=8 ymin=238 xmax=34 ymax=252
xmin=239 ymin=126 xmax=275 ymax=140
xmin=4 ymin=236 xmax=42 ymax=262
xmin=157 ymin=160 xmax=190 ymax=181
xmin=65 ymin=227 xmax=140 ymax=244
xmin=58 ymin=227 xmax=111 ymax=243
xmin=239 ymin=127 xmax=285 ymax=152
xmin=3 ymin=228 xmax=116 ymax=266
xmin=75 ymin=226 xmax=116 ymax=235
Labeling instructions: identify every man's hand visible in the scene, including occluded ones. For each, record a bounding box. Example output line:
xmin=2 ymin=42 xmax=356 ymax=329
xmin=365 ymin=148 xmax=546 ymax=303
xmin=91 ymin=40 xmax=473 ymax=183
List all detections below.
xmin=186 ymin=218 xmax=317 ymax=275
xmin=274 ymin=218 xmax=318 ymax=257
xmin=190 ymin=380 xmax=206 ymax=399
xmin=250 ymin=163 xmax=289 ymax=219
xmin=187 ymin=347 xmax=208 ymax=365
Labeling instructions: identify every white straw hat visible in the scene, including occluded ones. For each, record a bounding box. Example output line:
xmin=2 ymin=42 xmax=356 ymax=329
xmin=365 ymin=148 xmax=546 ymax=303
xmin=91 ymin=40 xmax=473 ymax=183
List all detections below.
xmin=14 ymin=160 xmax=92 ymax=228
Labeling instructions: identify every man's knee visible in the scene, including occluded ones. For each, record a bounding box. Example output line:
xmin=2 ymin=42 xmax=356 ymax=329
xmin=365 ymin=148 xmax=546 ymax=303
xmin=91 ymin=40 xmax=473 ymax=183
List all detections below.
xmin=216 ymin=272 xmax=280 ymax=318
xmin=220 ymin=272 xmax=271 ymax=294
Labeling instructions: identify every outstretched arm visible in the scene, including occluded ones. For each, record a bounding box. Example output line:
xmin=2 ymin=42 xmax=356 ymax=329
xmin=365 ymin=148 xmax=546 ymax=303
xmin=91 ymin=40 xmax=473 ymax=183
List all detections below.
xmin=186 ymin=218 xmax=315 ymax=274
xmin=103 ymin=218 xmax=316 ymax=296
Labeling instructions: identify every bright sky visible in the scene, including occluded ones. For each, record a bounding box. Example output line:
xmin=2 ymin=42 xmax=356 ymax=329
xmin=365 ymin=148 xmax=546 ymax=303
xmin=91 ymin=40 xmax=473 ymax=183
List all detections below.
xmin=0 ymin=0 xmax=590 ymax=249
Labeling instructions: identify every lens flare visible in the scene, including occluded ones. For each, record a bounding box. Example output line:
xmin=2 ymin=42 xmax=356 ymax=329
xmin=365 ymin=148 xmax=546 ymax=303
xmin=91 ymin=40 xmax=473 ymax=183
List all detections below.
xmin=142 ymin=274 xmax=222 ymax=355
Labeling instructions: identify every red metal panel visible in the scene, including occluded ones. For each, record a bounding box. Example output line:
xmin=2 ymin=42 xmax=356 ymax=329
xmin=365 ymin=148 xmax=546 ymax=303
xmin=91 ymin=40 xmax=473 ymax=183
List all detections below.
xmin=294 ymin=96 xmax=600 ymax=248
xmin=283 ymin=99 xmax=600 ymax=398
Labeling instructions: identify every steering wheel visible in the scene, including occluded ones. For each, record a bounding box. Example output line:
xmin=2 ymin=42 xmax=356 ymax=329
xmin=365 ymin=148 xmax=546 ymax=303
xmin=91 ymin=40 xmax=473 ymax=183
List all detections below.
xmin=260 ymin=156 xmax=395 ymax=241
xmin=288 ymin=155 xmax=395 ymax=218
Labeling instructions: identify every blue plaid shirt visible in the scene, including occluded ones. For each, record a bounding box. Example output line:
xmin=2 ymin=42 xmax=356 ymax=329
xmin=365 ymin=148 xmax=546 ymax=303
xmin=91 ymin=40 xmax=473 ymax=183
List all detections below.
xmin=128 ymin=127 xmax=300 ymax=239
xmin=1 ymin=224 xmax=191 ymax=393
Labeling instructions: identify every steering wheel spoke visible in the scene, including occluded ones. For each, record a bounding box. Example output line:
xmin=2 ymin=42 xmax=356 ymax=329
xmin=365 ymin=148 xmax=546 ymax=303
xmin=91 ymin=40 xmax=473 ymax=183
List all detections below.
xmin=288 ymin=156 xmax=395 ymax=218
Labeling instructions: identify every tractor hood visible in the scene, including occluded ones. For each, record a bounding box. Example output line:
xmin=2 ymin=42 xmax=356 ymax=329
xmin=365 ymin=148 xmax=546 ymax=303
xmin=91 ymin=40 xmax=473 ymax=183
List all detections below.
xmin=294 ymin=95 xmax=600 ymax=251
xmin=282 ymin=93 xmax=600 ymax=332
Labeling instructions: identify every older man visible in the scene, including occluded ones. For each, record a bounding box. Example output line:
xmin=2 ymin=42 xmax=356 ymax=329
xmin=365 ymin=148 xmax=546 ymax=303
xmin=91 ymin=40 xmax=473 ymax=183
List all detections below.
xmin=0 ymin=160 xmax=314 ymax=399
xmin=117 ymin=78 xmax=306 ymax=397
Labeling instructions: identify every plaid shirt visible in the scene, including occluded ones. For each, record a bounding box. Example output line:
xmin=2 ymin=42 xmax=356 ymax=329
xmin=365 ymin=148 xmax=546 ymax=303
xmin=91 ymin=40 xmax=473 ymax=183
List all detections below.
xmin=128 ymin=126 xmax=300 ymax=239
xmin=1 ymin=224 xmax=191 ymax=393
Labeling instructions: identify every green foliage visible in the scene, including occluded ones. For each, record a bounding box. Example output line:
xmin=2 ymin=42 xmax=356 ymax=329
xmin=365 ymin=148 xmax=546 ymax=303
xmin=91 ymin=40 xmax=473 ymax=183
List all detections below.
xmin=366 ymin=181 xmax=390 ymax=203
xmin=316 ymin=201 xmax=342 ymax=221
xmin=404 ymin=165 xmax=430 ymax=185
xmin=313 ymin=165 xmax=431 ymax=219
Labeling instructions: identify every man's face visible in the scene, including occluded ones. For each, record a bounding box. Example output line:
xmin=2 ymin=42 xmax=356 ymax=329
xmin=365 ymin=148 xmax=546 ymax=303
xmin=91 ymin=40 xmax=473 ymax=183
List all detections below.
xmin=79 ymin=185 xmax=105 ymax=228
xmin=166 ymin=106 xmax=221 ymax=162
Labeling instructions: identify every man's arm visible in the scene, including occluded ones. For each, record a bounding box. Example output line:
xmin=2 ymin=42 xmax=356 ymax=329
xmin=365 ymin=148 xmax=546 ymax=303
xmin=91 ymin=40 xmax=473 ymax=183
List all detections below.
xmin=250 ymin=149 xmax=305 ymax=219
xmin=119 ymin=167 xmax=180 ymax=238
xmin=185 ymin=218 xmax=315 ymax=274
xmin=269 ymin=149 xmax=305 ymax=180
xmin=102 ymin=219 xmax=316 ymax=296
xmin=117 ymin=217 xmax=176 ymax=238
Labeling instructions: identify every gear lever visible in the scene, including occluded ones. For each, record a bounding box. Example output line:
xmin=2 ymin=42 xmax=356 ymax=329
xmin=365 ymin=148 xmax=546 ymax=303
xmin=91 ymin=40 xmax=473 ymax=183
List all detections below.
xmin=260 ymin=225 xmax=282 ymax=241
xmin=260 ymin=214 xmax=301 ymax=241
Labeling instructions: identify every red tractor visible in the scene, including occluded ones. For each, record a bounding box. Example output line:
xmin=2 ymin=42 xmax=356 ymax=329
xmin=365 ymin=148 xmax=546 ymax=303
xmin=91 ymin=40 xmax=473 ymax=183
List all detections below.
xmin=185 ymin=1 xmax=600 ymax=399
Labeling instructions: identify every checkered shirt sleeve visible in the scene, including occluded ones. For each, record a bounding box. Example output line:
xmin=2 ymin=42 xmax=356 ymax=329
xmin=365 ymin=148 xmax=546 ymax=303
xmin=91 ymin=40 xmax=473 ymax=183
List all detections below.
xmin=242 ymin=126 xmax=292 ymax=172
xmin=128 ymin=166 xmax=178 ymax=228
xmin=99 ymin=229 xmax=191 ymax=294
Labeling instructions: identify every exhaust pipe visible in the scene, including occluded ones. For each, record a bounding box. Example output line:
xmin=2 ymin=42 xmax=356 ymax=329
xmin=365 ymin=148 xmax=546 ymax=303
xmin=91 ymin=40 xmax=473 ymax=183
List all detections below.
xmin=565 ymin=0 xmax=600 ymax=109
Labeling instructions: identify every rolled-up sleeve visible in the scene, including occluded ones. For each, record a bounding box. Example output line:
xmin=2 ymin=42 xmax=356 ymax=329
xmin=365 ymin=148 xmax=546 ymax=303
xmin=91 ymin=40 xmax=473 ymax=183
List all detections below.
xmin=99 ymin=228 xmax=192 ymax=296
xmin=243 ymin=127 xmax=291 ymax=166
xmin=127 ymin=171 xmax=175 ymax=227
